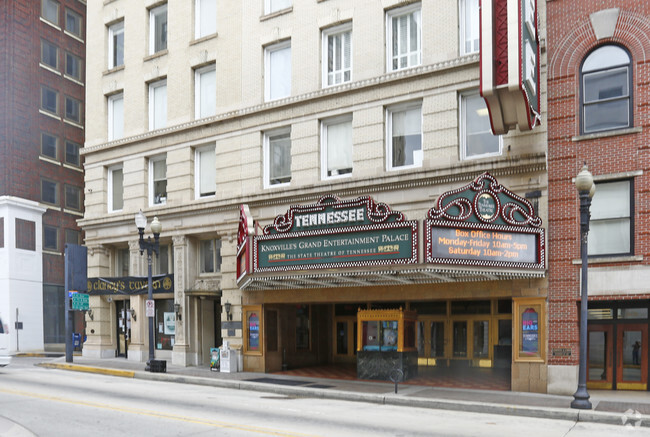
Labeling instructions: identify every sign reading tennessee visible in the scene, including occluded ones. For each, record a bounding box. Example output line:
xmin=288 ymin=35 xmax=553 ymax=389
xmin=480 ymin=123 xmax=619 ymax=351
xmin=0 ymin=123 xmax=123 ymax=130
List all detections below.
xmin=254 ymin=195 xmax=417 ymax=272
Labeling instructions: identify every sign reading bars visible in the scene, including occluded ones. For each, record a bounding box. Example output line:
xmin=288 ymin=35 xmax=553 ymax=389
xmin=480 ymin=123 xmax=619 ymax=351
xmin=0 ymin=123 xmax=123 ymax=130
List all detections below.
xmin=246 ymin=195 xmax=417 ymax=275
xmin=425 ymin=173 xmax=545 ymax=270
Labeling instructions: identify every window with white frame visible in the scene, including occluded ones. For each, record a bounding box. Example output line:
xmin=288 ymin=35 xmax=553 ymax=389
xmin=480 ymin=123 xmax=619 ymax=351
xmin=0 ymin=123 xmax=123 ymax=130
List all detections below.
xmin=387 ymin=3 xmax=421 ymax=71
xmin=41 ymin=40 xmax=58 ymax=70
xmin=460 ymin=92 xmax=501 ymax=159
xmin=265 ymin=0 xmax=291 ymax=15
xmin=108 ymin=21 xmax=124 ymax=69
xmin=108 ymin=165 xmax=124 ymax=212
xmin=41 ymin=133 xmax=58 ymax=159
xmin=321 ymin=116 xmax=353 ymax=179
xmin=323 ymin=24 xmax=352 ymax=87
xmin=195 ymin=0 xmax=216 ymax=39
xmin=588 ymin=179 xmax=632 ymax=256
xmin=65 ymin=8 xmax=82 ymax=39
xmin=264 ymin=129 xmax=291 ymax=187
xmin=41 ymin=0 xmax=59 ymax=26
xmin=195 ymin=145 xmax=216 ymax=198
xmin=581 ymin=45 xmax=632 ymax=134
xmin=195 ymin=65 xmax=216 ymax=119
xmin=149 ymin=156 xmax=167 ymax=205
xmin=64 ymin=95 xmax=82 ymax=124
xmin=150 ymin=4 xmax=168 ymax=55
xmin=265 ymin=41 xmax=291 ymax=101
xmin=199 ymin=239 xmax=222 ymax=274
xmin=460 ymin=0 xmax=479 ymax=55
xmin=149 ymin=79 xmax=167 ymax=130
xmin=65 ymin=52 xmax=82 ymax=81
xmin=387 ymin=102 xmax=422 ymax=170
xmin=108 ymin=93 xmax=124 ymax=141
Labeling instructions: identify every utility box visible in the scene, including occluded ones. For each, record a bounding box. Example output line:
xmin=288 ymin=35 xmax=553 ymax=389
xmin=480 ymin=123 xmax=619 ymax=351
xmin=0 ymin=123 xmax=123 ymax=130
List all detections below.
xmin=149 ymin=359 xmax=166 ymax=373
xmin=220 ymin=347 xmax=238 ymax=373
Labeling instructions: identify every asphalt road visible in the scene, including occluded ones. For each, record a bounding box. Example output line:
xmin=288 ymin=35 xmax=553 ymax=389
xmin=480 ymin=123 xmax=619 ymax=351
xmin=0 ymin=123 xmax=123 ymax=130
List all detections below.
xmin=0 ymin=357 xmax=647 ymax=437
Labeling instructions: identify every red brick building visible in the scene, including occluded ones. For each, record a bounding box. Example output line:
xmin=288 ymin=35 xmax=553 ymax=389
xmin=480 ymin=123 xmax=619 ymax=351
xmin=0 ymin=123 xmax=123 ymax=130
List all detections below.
xmin=547 ymin=2 xmax=649 ymax=392
xmin=0 ymin=0 xmax=85 ymax=352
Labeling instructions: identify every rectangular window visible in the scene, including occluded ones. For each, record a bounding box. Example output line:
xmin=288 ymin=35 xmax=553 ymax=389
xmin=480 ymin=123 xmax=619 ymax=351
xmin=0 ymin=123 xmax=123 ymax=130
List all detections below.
xmin=108 ymin=21 xmax=124 ymax=69
xmin=195 ymin=0 xmax=216 ymax=39
xmin=65 ymin=228 xmax=81 ymax=246
xmin=322 ymin=116 xmax=353 ymax=179
xmin=65 ymin=8 xmax=83 ymax=38
xmin=108 ymin=93 xmax=124 ymax=141
xmin=115 ymin=248 xmax=129 ymax=276
xmin=65 ymin=140 xmax=80 ymax=167
xmin=65 ymin=185 xmax=81 ymax=211
xmin=16 ymin=219 xmax=36 ymax=251
xmin=195 ymin=65 xmax=216 ymax=119
xmin=150 ymin=4 xmax=168 ymax=55
xmin=64 ymin=96 xmax=82 ymax=123
xmin=387 ymin=102 xmax=422 ymax=170
xmin=108 ymin=165 xmax=124 ymax=212
xmin=41 ymin=179 xmax=59 ymax=205
xmin=265 ymin=0 xmax=291 ymax=14
xmin=460 ymin=0 xmax=479 ymax=55
xmin=41 ymin=133 xmax=58 ymax=159
xmin=264 ymin=129 xmax=291 ymax=187
xmin=323 ymin=24 xmax=352 ymax=87
xmin=461 ymin=92 xmax=502 ymax=159
xmin=265 ymin=41 xmax=291 ymax=102
xmin=41 ymin=86 xmax=58 ymax=115
xmin=41 ymin=0 xmax=60 ymax=26
xmin=154 ymin=244 xmax=173 ymax=275
xmin=200 ymin=239 xmax=222 ymax=273
xmin=41 ymin=40 xmax=58 ymax=70
xmin=150 ymin=156 xmax=167 ymax=206
xmin=196 ymin=145 xmax=216 ymax=198
xmin=387 ymin=3 xmax=421 ymax=71
xmin=149 ymin=80 xmax=167 ymax=130
xmin=44 ymin=225 xmax=59 ymax=251
xmin=65 ymin=52 xmax=82 ymax=81
xmin=589 ymin=180 xmax=632 ymax=256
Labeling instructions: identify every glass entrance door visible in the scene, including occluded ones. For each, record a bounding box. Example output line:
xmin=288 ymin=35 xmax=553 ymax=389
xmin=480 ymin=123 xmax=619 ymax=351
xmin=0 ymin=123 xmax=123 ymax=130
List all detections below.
xmin=587 ymin=324 xmax=613 ymax=389
xmin=417 ymin=319 xmax=445 ymax=366
xmin=116 ymin=300 xmax=131 ymax=358
xmin=617 ymin=324 xmax=648 ymax=390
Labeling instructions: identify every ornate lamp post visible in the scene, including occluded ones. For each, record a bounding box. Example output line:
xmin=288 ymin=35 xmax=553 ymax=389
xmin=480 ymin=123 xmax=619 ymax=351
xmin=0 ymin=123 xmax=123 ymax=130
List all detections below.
xmin=135 ymin=210 xmax=162 ymax=372
xmin=571 ymin=164 xmax=595 ymax=410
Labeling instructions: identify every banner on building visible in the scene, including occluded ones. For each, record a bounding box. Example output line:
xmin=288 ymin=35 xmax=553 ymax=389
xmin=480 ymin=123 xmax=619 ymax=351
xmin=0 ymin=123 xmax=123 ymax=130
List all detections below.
xmin=86 ymin=274 xmax=174 ymax=295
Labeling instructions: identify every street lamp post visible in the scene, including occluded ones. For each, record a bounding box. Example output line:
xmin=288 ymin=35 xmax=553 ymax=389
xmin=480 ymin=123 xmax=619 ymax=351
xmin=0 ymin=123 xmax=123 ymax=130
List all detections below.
xmin=571 ymin=164 xmax=595 ymax=410
xmin=135 ymin=210 xmax=162 ymax=372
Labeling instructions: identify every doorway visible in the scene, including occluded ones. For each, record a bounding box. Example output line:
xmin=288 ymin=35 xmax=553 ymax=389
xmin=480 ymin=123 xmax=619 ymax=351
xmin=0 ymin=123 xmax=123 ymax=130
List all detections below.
xmin=115 ymin=299 xmax=131 ymax=358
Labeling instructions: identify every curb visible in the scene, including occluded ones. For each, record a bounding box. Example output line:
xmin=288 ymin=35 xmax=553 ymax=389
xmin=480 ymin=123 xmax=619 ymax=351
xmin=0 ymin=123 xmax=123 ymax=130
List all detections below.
xmin=37 ymin=362 xmax=135 ymax=378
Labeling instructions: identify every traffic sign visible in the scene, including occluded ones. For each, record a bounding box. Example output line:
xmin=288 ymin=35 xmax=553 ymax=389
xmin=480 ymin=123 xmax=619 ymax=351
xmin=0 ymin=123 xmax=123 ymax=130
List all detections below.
xmin=70 ymin=292 xmax=89 ymax=311
xmin=146 ymin=299 xmax=155 ymax=317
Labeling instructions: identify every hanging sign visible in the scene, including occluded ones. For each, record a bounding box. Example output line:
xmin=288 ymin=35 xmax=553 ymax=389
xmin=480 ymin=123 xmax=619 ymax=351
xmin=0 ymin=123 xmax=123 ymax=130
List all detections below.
xmin=86 ymin=274 xmax=174 ymax=295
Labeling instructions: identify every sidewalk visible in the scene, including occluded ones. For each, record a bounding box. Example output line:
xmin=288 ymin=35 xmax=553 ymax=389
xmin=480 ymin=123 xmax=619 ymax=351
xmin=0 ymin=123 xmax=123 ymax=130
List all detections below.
xmin=36 ymin=355 xmax=650 ymax=428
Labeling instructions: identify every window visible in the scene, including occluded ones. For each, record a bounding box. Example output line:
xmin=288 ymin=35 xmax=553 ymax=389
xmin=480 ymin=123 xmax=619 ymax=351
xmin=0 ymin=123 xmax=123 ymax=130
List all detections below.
xmin=387 ymin=3 xmax=421 ymax=71
xmin=64 ymin=96 xmax=82 ymax=124
xmin=149 ymin=156 xmax=167 ymax=205
xmin=199 ymin=239 xmax=222 ymax=273
xmin=154 ymin=244 xmax=173 ymax=275
xmin=65 ymin=229 xmax=81 ymax=246
xmin=460 ymin=0 xmax=479 ymax=55
xmin=150 ymin=4 xmax=168 ymax=55
xmin=65 ymin=185 xmax=81 ymax=211
xmin=65 ymin=8 xmax=82 ymax=38
xmin=108 ymin=21 xmax=124 ymax=69
xmin=41 ymin=86 xmax=58 ymax=115
xmin=265 ymin=0 xmax=291 ymax=14
xmin=65 ymin=52 xmax=82 ymax=81
xmin=108 ymin=165 xmax=124 ymax=212
xmin=265 ymin=41 xmax=291 ymax=101
xmin=387 ymin=102 xmax=422 ymax=170
xmin=581 ymin=45 xmax=632 ymax=134
xmin=323 ymin=24 xmax=352 ymax=87
xmin=589 ymin=180 xmax=632 ymax=256
xmin=41 ymin=179 xmax=59 ymax=205
xmin=65 ymin=140 xmax=80 ymax=167
xmin=108 ymin=93 xmax=124 ymax=141
xmin=41 ymin=133 xmax=58 ymax=159
xmin=196 ymin=145 xmax=216 ymax=198
xmin=43 ymin=225 xmax=59 ymax=251
xmin=115 ymin=247 xmax=129 ymax=276
xmin=321 ymin=116 xmax=353 ymax=179
xmin=16 ymin=219 xmax=36 ymax=251
xmin=149 ymin=80 xmax=167 ymax=130
xmin=195 ymin=65 xmax=216 ymax=119
xmin=41 ymin=0 xmax=59 ymax=26
xmin=155 ymin=299 xmax=175 ymax=350
xmin=264 ymin=129 xmax=291 ymax=187
xmin=41 ymin=40 xmax=58 ymax=70
xmin=195 ymin=0 xmax=216 ymax=39
xmin=460 ymin=92 xmax=502 ymax=159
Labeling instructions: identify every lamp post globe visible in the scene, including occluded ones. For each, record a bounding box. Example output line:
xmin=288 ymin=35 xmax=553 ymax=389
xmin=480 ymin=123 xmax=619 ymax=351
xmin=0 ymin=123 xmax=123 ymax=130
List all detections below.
xmin=151 ymin=216 xmax=162 ymax=235
xmin=575 ymin=164 xmax=593 ymax=193
xmin=135 ymin=209 xmax=147 ymax=230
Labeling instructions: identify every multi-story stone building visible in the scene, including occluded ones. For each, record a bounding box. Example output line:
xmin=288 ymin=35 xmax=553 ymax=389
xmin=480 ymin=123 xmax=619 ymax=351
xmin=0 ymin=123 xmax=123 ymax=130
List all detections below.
xmin=82 ymin=0 xmax=549 ymax=391
xmin=547 ymin=2 xmax=650 ymax=393
xmin=0 ymin=0 xmax=86 ymax=353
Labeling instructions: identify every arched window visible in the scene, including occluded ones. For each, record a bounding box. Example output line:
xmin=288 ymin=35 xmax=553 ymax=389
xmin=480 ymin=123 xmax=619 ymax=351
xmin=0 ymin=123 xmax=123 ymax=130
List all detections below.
xmin=580 ymin=45 xmax=632 ymax=134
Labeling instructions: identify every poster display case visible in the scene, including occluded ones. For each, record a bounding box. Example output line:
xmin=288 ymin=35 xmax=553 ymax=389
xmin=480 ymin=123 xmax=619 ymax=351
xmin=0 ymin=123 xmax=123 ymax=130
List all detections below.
xmin=513 ymin=297 xmax=546 ymax=363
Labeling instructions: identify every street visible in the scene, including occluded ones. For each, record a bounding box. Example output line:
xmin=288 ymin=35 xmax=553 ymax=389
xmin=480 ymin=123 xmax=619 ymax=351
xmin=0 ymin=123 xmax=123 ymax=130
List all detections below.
xmin=0 ymin=357 xmax=647 ymax=437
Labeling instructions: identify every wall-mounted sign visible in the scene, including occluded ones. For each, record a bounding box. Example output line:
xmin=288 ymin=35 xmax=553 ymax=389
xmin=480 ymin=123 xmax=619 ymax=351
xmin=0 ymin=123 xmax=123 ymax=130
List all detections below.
xmin=86 ymin=274 xmax=174 ymax=295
